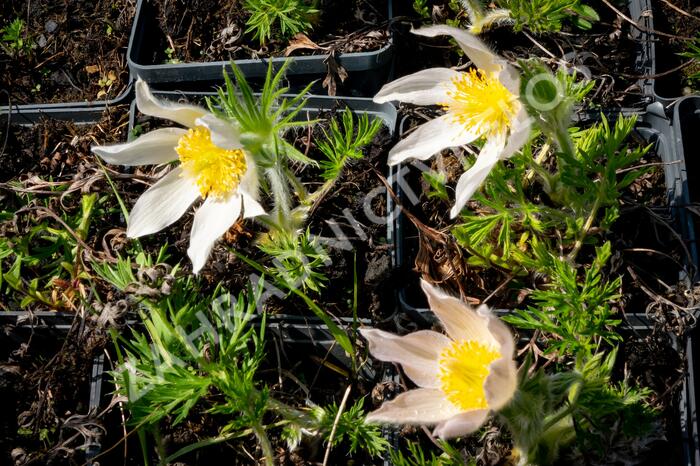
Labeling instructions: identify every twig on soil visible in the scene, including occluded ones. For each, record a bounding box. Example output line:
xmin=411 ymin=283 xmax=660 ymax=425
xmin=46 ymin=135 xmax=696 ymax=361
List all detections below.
xmin=600 ymin=0 xmax=696 ymax=40
xmin=627 ymin=265 xmax=700 ymax=324
xmin=523 ymin=31 xmax=557 ymax=59
xmin=16 ymin=205 xmax=93 ymax=252
xmin=322 ymin=385 xmax=351 ymax=466
xmin=482 ymin=273 xmax=516 ymax=304
xmin=618 ymin=58 xmax=698 ymax=80
xmin=661 ymin=0 xmax=700 ymax=23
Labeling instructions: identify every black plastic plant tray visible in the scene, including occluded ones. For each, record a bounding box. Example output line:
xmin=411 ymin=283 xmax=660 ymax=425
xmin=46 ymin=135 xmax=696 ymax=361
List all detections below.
xmin=126 ymin=0 xmax=394 ymax=96
xmin=683 ymin=327 xmax=700 ymax=466
xmin=673 ymin=96 xmax=700 ymax=466
xmin=0 ymin=86 xmax=132 ymax=125
xmin=674 ymin=96 xmax=700 ymax=254
xmin=629 ymin=0 xmax=656 ymax=105
xmin=128 ymin=91 xmax=397 ymax=133
xmin=0 ymin=2 xmax=136 ymax=115
xmin=0 ymin=82 xmax=133 ymax=118
xmin=631 ymin=0 xmax=692 ymax=109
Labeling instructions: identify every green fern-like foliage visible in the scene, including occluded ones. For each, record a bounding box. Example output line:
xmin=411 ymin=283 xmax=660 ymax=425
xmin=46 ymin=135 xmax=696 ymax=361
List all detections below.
xmin=497 ymin=0 xmax=598 ymax=32
xmin=244 ymin=0 xmax=318 ymax=45
xmin=317 ymin=107 xmax=382 ymax=181
xmin=313 ymin=398 xmax=389 ymax=457
xmin=1 ymin=18 xmax=33 ymax=56
xmin=390 ymin=440 xmax=470 ymax=466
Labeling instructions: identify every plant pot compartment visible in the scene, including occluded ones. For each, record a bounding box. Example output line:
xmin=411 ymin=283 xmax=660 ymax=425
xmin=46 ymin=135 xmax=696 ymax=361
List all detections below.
xmin=633 ymin=0 xmax=700 ymax=108
xmin=0 ymin=314 xmax=106 ymax=466
xmin=390 ymin=103 xmax=695 ymax=323
xmin=92 ymin=315 xmax=397 ymax=465
xmin=122 ymin=91 xmax=399 ymax=323
xmin=0 ymin=1 xmax=136 ymax=112
xmin=127 ymin=0 xmax=394 ymax=96
xmin=386 ymin=101 xmax=699 ymax=464
xmin=673 ymin=95 xmax=700 ymax=466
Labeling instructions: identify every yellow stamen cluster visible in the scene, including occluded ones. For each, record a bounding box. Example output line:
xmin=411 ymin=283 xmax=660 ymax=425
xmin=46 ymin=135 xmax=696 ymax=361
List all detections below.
xmin=175 ymin=127 xmax=247 ymax=199
xmin=443 ymin=69 xmax=518 ymax=137
xmin=438 ymin=339 xmax=500 ymax=411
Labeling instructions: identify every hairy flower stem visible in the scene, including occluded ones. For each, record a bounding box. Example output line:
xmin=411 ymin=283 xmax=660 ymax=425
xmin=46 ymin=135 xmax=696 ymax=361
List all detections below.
xmin=266 ymin=165 xmax=297 ymax=234
xmin=554 ymin=125 xmax=576 ymax=161
xmin=253 ymin=422 xmax=275 ymax=466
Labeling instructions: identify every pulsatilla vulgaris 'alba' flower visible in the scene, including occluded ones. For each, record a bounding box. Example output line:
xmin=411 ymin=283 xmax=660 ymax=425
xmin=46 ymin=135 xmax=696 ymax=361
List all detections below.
xmin=374 ymin=25 xmax=532 ymax=218
xmin=360 ymin=280 xmax=517 ymax=439
xmin=92 ymin=79 xmax=265 ymax=273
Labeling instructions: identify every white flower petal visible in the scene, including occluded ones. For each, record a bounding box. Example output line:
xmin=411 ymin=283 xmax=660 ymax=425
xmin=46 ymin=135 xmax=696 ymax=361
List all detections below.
xmin=432 ymin=409 xmax=489 ymax=439
xmin=499 ymin=65 xmax=521 ymax=96
xmin=412 ymin=25 xmax=504 ymax=74
xmin=484 ymin=357 xmax=518 ymax=411
xmin=239 ymin=154 xmax=260 ymax=199
xmin=241 ymin=193 xmax=266 ymax=219
xmin=373 ymin=68 xmax=461 ymax=105
xmin=420 ymin=280 xmax=498 ymax=349
xmin=92 ymin=128 xmax=186 ymax=166
xmin=480 ymin=305 xmax=515 ymax=358
xmin=136 ymin=79 xmax=206 ymax=128
xmin=450 ymin=133 xmax=506 ymax=218
xmin=360 ymin=328 xmax=450 ymax=388
xmin=366 ymin=389 xmax=461 ymax=425
xmin=388 ymin=115 xmax=479 ymax=166
xmin=187 ymin=194 xmax=243 ymax=274
xmin=127 ymin=166 xmax=200 ymax=238
xmin=194 ymin=114 xmax=242 ymax=150
xmin=501 ymin=107 xmax=532 ymax=159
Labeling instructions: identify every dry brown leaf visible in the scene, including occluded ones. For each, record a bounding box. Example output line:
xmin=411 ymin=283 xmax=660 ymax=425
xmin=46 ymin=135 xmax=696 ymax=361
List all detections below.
xmin=284 ymin=33 xmax=326 ymax=56
xmin=322 ymin=53 xmax=348 ymax=96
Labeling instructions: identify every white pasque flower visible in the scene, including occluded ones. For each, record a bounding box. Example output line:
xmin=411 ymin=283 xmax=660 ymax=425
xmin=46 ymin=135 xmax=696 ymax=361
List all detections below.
xmin=374 ymin=25 xmax=532 ymax=218
xmin=360 ymin=280 xmax=517 ymax=439
xmin=92 ymin=79 xmax=265 ymax=273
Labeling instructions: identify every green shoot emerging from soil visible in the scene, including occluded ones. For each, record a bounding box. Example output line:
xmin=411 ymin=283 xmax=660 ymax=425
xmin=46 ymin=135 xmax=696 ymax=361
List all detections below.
xmin=1 ymin=18 xmax=34 ymax=57
xmin=244 ymin=0 xmax=318 ymax=45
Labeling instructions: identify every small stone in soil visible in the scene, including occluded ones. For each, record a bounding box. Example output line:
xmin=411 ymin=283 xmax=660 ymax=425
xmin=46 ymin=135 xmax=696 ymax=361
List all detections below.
xmin=37 ymin=34 xmax=47 ymax=48
xmin=50 ymin=71 xmax=69 ymax=86
xmin=45 ymin=20 xmax=58 ymax=33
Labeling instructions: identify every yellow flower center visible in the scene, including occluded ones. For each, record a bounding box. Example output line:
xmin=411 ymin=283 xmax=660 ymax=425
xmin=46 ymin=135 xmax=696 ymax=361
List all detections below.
xmin=443 ymin=69 xmax=519 ymax=137
xmin=438 ymin=339 xmax=501 ymax=411
xmin=175 ymin=127 xmax=247 ymax=199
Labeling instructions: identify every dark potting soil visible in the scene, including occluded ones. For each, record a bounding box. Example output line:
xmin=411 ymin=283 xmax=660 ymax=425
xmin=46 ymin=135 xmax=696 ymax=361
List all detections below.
xmin=651 ymin=0 xmax=700 ymax=98
xmin=124 ymin=103 xmax=396 ymax=322
xmin=148 ymin=0 xmax=389 ymax=64
xmin=391 ymin=0 xmax=649 ymax=108
xmin=0 ymin=0 xmax=135 ymax=105
xmin=0 ymin=322 xmax=107 ymax=466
